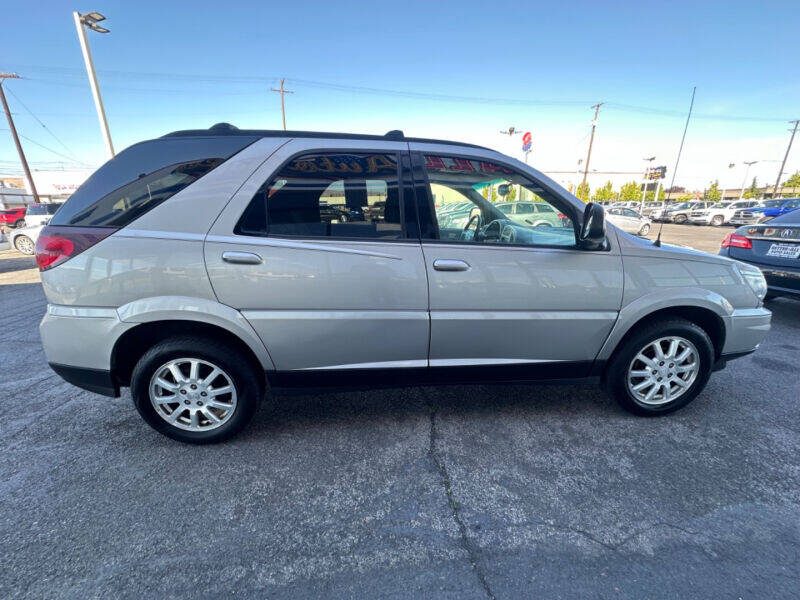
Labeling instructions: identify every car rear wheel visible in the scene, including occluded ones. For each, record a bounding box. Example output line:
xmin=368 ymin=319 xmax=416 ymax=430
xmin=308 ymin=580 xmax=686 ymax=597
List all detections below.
xmin=638 ymin=223 xmax=651 ymax=236
xmin=131 ymin=336 xmax=263 ymax=443
xmin=13 ymin=235 xmax=35 ymax=255
xmin=605 ymin=319 xmax=714 ymax=416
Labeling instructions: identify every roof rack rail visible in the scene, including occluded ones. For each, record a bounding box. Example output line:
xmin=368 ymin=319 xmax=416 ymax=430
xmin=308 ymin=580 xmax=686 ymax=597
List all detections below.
xmin=161 ymin=124 xmax=490 ymax=151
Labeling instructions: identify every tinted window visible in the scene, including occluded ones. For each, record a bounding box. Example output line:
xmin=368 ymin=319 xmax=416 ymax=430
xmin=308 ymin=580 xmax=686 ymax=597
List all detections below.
xmin=422 ymin=155 xmax=575 ymax=247
xmin=237 ymin=152 xmax=403 ymax=239
xmin=51 ymin=136 xmax=257 ymax=227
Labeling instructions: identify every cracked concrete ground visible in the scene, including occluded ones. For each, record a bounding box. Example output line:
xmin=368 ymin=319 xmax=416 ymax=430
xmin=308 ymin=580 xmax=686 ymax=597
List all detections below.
xmin=1 ymin=248 xmax=798 ymax=599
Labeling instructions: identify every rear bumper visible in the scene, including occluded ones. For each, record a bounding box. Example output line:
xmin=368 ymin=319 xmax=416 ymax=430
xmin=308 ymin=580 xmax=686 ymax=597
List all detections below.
xmin=761 ymin=266 xmax=800 ymax=297
xmin=49 ymin=363 xmax=119 ymax=397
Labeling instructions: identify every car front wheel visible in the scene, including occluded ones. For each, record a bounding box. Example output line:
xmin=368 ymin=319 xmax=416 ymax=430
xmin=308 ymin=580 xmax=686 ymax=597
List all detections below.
xmin=14 ymin=235 xmax=35 ymax=255
xmin=638 ymin=223 xmax=651 ymax=236
xmin=605 ymin=319 xmax=714 ymax=416
xmin=674 ymin=214 xmax=687 ymax=224
xmin=710 ymin=215 xmax=724 ymax=226
xmin=131 ymin=336 xmax=263 ymax=443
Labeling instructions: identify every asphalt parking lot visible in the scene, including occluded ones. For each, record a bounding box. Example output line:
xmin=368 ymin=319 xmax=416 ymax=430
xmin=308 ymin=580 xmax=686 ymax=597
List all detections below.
xmin=1 ymin=225 xmax=799 ymax=599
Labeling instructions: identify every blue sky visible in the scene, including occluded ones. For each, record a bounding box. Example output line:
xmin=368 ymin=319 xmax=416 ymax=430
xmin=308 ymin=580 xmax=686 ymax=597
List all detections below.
xmin=2 ymin=0 xmax=799 ymax=191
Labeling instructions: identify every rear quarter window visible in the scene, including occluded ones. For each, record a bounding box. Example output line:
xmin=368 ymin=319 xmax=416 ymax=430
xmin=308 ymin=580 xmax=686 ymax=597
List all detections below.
xmin=51 ymin=136 xmax=258 ymax=227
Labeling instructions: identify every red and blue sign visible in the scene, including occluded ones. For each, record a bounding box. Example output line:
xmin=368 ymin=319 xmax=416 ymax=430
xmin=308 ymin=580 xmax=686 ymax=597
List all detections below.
xmin=522 ymin=131 xmax=532 ymax=152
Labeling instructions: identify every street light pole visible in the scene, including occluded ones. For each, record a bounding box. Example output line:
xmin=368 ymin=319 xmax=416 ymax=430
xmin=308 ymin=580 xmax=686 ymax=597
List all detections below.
xmin=739 ymin=160 xmax=758 ymax=200
xmin=640 ymin=156 xmax=655 ymax=212
xmin=73 ymin=11 xmax=114 ymax=159
xmin=0 ymin=74 xmax=40 ymax=202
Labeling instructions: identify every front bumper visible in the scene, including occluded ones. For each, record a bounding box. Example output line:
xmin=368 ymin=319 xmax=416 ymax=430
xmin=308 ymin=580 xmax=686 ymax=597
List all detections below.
xmin=721 ymin=307 xmax=772 ymax=356
xmin=688 ymin=216 xmax=712 ymax=224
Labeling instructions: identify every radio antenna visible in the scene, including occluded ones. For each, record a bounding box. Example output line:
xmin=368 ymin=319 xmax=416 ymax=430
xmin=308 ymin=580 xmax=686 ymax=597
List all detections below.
xmin=655 ymin=86 xmax=696 ymax=247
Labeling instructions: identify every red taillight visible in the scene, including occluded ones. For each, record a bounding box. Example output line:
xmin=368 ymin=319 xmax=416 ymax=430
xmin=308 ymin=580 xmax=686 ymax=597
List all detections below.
xmin=721 ymin=233 xmax=752 ymax=249
xmin=34 ymin=226 xmax=117 ymax=271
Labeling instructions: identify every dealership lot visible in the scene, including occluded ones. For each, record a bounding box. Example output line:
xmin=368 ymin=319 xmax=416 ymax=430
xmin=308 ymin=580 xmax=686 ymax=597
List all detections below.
xmin=1 ymin=224 xmax=798 ymax=599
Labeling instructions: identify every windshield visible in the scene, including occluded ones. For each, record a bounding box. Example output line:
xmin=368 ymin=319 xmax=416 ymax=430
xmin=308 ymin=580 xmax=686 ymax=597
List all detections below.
xmin=762 ymin=199 xmax=783 ymax=207
xmin=709 ymin=202 xmax=730 ymax=209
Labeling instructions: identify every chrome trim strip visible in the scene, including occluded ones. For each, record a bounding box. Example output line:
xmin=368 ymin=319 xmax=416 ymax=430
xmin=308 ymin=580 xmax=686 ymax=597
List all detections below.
xmin=299 ymin=359 xmax=428 ymax=371
xmin=430 ymin=310 xmax=618 ymax=321
xmin=47 ymin=304 xmax=119 ymax=319
xmin=429 ymin=358 xmax=563 ymax=367
xmin=115 ymin=229 xmax=205 ymax=242
xmin=207 ymin=234 xmax=405 ymax=259
xmin=242 ymin=309 xmax=428 ymax=320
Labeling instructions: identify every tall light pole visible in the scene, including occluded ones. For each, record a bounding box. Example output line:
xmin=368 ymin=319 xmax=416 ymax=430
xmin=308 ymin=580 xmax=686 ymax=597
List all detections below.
xmin=719 ymin=162 xmax=735 ymax=202
xmin=640 ymin=156 xmax=655 ymax=211
xmin=739 ymin=160 xmax=758 ymax=200
xmin=73 ymin=11 xmax=114 ymax=158
xmin=0 ymin=73 xmax=40 ymax=202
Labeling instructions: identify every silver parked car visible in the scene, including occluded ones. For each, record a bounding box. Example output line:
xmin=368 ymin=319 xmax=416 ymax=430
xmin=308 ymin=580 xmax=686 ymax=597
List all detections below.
xmin=36 ymin=125 xmax=771 ymax=443
xmin=605 ymin=207 xmax=651 ymax=236
xmin=8 ymin=224 xmax=43 ymax=255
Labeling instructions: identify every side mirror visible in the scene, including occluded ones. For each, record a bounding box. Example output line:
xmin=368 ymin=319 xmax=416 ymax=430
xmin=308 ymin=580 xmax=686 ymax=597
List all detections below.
xmin=497 ymin=184 xmax=510 ymax=197
xmin=579 ymin=202 xmax=607 ymax=250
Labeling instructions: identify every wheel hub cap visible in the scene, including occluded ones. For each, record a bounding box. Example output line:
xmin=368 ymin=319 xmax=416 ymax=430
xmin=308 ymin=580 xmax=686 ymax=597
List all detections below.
xmin=149 ymin=358 xmax=237 ymax=431
xmin=626 ymin=336 xmax=699 ymax=406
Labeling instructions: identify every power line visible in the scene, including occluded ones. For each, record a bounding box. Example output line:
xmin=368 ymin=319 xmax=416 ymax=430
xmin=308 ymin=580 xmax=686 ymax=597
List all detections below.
xmin=9 ymin=65 xmax=793 ymax=122
xmin=0 ymin=128 xmax=91 ymax=165
xmin=4 ymin=86 xmax=84 ymax=163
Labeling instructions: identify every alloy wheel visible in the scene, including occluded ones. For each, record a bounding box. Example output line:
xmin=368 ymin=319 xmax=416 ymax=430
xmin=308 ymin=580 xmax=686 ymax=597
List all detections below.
xmin=15 ymin=236 xmax=34 ymax=255
xmin=626 ymin=336 xmax=699 ymax=406
xmin=149 ymin=358 xmax=238 ymax=431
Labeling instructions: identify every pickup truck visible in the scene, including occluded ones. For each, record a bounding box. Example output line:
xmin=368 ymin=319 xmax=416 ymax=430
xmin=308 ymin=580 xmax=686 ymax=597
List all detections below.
xmin=730 ymin=198 xmax=800 ymax=225
xmin=688 ymin=200 xmax=762 ymax=226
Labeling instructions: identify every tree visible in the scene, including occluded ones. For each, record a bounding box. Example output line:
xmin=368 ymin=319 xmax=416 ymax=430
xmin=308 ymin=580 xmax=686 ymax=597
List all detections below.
xmin=704 ymin=181 xmax=722 ymax=202
xmin=575 ymin=181 xmax=590 ymax=203
xmin=782 ymin=171 xmax=800 ymax=188
xmin=743 ymin=177 xmax=760 ymax=199
xmin=618 ymin=180 xmax=641 ymax=203
xmin=591 ymin=181 xmax=614 ymax=203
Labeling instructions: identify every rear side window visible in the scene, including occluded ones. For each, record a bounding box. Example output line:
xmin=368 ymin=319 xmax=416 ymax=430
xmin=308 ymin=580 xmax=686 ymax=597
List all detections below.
xmin=236 ymin=152 xmax=404 ymax=240
xmin=51 ymin=136 xmax=258 ymax=227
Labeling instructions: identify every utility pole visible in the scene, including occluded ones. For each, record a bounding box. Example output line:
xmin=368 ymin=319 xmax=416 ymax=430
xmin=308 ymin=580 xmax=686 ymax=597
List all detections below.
xmin=270 ymin=78 xmax=294 ymax=130
xmin=581 ymin=102 xmax=603 ymax=188
xmin=739 ymin=160 xmax=758 ymax=200
xmin=773 ymin=120 xmax=799 ymax=198
xmin=0 ymin=73 xmax=40 ymax=202
xmin=73 ymin=11 xmax=114 ymax=159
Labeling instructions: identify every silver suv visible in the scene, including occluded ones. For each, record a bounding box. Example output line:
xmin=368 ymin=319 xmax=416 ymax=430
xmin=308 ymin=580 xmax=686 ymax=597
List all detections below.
xmin=37 ymin=124 xmax=771 ymax=443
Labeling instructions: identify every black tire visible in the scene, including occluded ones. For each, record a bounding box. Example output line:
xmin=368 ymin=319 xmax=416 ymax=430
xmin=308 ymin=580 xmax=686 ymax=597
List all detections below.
xmin=710 ymin=215 xmax=724 ymax=226
xmin=13 ymin=219 xmax=25 ymax=228
xmin=605 ymin=318 xmax=714 ymax=416
xmin=130 ymin=336 xmax=263 ymax=443
xmin=674 ymin=214 xmax=687 ymax=224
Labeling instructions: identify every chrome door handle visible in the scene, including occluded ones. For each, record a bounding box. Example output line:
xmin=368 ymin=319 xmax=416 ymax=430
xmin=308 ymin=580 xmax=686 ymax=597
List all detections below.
xmin=433 ymin=259 xmax=470 ymax=272
xmin=222 ymin=251 xmax=262 ymax=265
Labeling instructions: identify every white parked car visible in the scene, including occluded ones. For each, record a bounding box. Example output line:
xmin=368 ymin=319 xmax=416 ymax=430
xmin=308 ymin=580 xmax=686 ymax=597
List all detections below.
xmin=606 ymin=207 xmax=651 ymax=236
xmin=688 ymin=200 xmax=761 ymax=226
xmin=23 ymin=203 xmax=63 ymax=228
xmin=8 ymin=224 xmax=43 ymax=255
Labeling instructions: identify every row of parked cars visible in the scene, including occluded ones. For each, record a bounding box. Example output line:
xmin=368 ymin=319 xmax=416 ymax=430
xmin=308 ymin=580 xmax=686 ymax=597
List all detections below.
xmin=604 ymin=198 xmax=800 ymax=228
xmin=0 ymin=203 xmax=62 ymax=231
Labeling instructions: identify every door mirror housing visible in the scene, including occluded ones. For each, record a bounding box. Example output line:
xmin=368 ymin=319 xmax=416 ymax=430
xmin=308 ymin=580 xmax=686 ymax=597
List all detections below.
xmin=578 ymin=202 xmax=608 ymax=250
xmin=497 ymin=184 xmax=511 ymax=197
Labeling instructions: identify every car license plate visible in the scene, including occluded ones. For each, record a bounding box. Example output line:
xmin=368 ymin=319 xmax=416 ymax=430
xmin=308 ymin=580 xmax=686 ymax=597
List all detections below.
xmin=766 ymin=243 xmax=800 ymax=259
